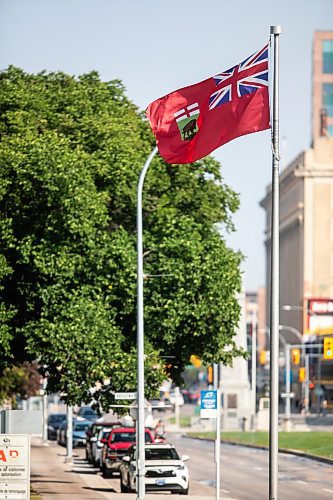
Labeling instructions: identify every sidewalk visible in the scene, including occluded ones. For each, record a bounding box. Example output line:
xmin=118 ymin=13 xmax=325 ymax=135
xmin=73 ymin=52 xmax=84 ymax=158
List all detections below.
xmin=30 ymin=438 xmax=214 ymax=499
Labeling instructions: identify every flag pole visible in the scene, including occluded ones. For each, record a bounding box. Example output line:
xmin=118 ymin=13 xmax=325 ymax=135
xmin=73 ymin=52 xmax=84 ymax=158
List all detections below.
xmin=269 ymin=25 xmax=282 ymax=500
xmin=136 ymin=146 xmax=158 ymax=500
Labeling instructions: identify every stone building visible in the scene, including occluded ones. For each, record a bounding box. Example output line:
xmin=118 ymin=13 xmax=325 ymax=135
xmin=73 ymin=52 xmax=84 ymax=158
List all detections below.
xmin=260 ymin=32 xmax=333 ymax=407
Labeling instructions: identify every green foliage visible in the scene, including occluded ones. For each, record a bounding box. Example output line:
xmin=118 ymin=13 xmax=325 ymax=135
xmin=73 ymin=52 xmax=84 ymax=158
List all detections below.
xmin=0 ymin=66 xmax=243 ymax=408
xmin=0 ymin=362 xmax=41 ymax=407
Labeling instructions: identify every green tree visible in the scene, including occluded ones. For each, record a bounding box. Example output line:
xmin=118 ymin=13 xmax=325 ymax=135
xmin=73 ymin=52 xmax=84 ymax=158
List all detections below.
xmin=0 ymin=361 xmax=41 ymax=408
xmin=0 ymin=67 xmax=243 ymax=408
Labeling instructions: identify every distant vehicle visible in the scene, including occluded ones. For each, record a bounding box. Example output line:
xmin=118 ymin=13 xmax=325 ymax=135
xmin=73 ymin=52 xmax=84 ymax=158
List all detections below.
xmin=85 ymin=421 xmax=122 ymax=466
xmin=181 ymin=388 xmax=200 ymax=404
xmin=101 ymin=426 xmax=154 ymax=477
xmin=47 ymin=413 xmax=66 ymax=440
xmin=93 ymin=427 xmax=112 ymax=468
xmin=77 ymin=406 xmax=98 ymax=421
xmin=119 ymin=443 xmax=189 ymax=494
xmin=168 ymin=391 xmax=184 ymax=407
xmin=57 ymin=418 xmax=91 ymax=448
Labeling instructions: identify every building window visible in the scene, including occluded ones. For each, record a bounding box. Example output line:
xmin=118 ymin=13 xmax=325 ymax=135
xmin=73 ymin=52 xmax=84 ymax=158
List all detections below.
xmin=323 ymin=40 xmax=333 ymax=73
xmin=323 ymin=83 xmax=333 ymax=117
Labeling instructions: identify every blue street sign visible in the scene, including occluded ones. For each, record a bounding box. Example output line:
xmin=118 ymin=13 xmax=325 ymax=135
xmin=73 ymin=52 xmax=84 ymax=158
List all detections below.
xmin=200 ymin=390 xmax=217 ymax=418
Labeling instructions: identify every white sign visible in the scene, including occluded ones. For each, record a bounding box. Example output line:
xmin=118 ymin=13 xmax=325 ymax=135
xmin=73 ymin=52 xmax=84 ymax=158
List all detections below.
xmin=114 ymin=392 xmax=137 ymax=400
xmin=0 ymin=435 xmax=30 ymax=500
xmin=280 ymin=392 xmax=295 ymax=399
xmin=0 ymin=483 xmax=28 ymax=499
xmin=200 ymin=390 xmax=217 ymax=419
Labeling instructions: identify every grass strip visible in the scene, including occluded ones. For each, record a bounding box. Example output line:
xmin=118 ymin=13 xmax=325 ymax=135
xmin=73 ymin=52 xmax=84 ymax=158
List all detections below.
xmin=186 ymin=431 xmax=333 ymax=459
xmin=167 ymin=415 xmax=191 ymax=427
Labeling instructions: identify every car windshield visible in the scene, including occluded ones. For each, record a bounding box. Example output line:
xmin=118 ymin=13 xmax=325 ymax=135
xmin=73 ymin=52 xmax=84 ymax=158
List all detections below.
xmin=111 ymin=432 xmax=135 ymax=443
xmin=49 ymin=415 xmax=66 ymax=424
xmin=101 ymin=430 xmax=110 ymax=440
xmin=111 ymin=431 xmax=152 ymax=443
xmin=74 ymin=422 xmax=90 ymax=431
xmin=146 ymin=448 xmax=179 ymax=460
xmin=131 ymin=447 xmax=180 ymax=460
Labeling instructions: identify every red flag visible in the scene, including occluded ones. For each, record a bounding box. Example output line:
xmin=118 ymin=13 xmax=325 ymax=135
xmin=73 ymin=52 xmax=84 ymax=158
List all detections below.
xmin=146 ymin=44 xmax=270 ymax=164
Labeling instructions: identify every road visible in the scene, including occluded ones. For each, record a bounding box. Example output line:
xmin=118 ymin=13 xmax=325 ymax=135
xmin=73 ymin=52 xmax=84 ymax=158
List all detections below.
xmin=67 ymin=432 xmax=333 ymax=499
xmin=171 ymin=433 xmax=333 ymax=499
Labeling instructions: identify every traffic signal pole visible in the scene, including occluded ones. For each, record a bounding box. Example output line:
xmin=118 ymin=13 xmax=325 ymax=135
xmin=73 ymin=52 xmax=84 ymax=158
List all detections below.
xmin=285 ymin=344 xmax=291 ymax=431
xmin=305 ymin=354 xmax=310 ymax=414
xmin=285 ymin=343 xmax=322 ymax=425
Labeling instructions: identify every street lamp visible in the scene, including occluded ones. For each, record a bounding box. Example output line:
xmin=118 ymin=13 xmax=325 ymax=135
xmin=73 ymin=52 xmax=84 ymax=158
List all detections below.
xmin=278 ymin=325 xmax=303 ymax=430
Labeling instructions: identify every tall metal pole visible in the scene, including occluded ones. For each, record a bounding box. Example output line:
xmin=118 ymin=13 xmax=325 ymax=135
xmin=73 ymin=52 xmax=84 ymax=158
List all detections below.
xmin=213 ymin=363 xmax=220 ymax=500
xmin=284 ymin=344 xmax=291 ymax=431
xmin=42 ymin=377 xmax=48 ymax=444
xmin=136 ymin=146 xmax=158 ymax=500
xmin=65 ymin=405 xmax=73 ymax=463
xmin=251 ymin=310 xmax=257 ymax=429
xmin=269 ymin=24 xmax=282 ymax=500
xmin=305 ymin=354 xmax=310 ymax=414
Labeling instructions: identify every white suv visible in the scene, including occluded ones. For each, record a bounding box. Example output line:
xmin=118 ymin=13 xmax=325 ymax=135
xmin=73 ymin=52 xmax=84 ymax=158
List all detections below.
xmin=119 ymin=443 xmax=189 ymax=495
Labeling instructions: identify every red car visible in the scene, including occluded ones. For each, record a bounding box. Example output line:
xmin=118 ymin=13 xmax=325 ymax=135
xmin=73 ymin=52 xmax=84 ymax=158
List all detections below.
xmin=101 ymin=427 xmax=154 ymax=477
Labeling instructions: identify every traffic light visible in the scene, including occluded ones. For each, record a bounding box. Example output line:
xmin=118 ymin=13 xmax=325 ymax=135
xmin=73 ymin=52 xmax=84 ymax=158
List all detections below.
xmin=190 ymin=355 xmax=202 ymax=368
xmin=323 ymin=337 xmax=333 ymax=360
xmin=291 ymin=348 xmax=300 ymax=365
xmin=299 ymin=367 xmax=306 ymax=382
xmin=207 ymin=365 xmax=214 ymax=384
xmin=259 ymin=350 xmax=266 ymax=365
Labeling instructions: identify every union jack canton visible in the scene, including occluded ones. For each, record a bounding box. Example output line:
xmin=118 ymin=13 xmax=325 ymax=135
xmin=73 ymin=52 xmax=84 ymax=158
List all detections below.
xmin=209 ymin=44 xmax=269 ymax=110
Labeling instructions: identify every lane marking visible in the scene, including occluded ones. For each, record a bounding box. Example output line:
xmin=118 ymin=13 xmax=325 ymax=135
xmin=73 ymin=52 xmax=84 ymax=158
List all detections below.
xmin=297 ymin=480 xmax=308 ymax=484
xmin=323 ymin=488 xmax=333 ymax=493
xmin=255 ymin=466 xmax=263 ymax=470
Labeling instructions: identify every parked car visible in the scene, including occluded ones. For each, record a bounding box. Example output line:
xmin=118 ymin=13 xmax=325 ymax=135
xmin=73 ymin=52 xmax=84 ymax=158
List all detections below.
xmin=77 ymin=405 xmax=98 ymax=421
xmin=47 ymin=413 xmax=66 ymax=440
xmin=57 ymin=418 xmax=91 ymax=448
xmin=92 ymin=427 xmax=112 ymax=468
xmin=119 ymin=443 xmax=189 ymax=494
xmin=101 ymin=426 xmax=154 ymax=477
xmin=85 ymin=421 xmax=122 ymax=463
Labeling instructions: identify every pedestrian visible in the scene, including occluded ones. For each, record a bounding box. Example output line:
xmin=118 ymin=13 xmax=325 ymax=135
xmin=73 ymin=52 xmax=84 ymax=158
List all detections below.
xmin=320 ymin=399 xmax=328 ymax=416
xmin=154 ymin=419 xmax=166 ymax=442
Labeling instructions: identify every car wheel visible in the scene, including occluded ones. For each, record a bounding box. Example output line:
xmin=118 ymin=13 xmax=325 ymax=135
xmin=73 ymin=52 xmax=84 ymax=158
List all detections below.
xmin=171 ymin=488 xmax=188 ymax=495
xmin=102 ymin=465 xmax=111 ymax=478
xmin=120 ymin=480 xmax=128 ymax=493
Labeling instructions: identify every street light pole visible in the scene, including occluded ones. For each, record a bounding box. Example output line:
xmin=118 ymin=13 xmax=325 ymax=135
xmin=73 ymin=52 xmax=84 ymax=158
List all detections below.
xmin=285 ymin=344 xmax=291 ymax=431
xmin=251 ymin=310 xmax=257 ymax=430
xmin=279 ymin=325 xmax=303 ymax=431
xmin=305 ymin=354 xmax=310 ymax=414
xmin=136 ymin=147 xmax=158 ymax=500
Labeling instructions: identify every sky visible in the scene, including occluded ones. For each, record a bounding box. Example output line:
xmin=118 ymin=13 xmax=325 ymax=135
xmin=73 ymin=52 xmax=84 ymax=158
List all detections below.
xmin=1 ymin=0 xmax=332 ymax=291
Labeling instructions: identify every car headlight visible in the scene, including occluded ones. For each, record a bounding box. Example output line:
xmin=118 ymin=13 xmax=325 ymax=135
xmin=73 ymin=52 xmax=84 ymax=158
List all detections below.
xmin=177 ymin=465 xmax=185 ymax=470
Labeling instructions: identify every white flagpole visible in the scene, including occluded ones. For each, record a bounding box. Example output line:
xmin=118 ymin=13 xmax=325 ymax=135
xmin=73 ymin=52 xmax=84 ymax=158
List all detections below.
xmin=269 ymin=25 xmax=282 ymax=500
xmin=136 ymin=146 xmax=158 ymax=500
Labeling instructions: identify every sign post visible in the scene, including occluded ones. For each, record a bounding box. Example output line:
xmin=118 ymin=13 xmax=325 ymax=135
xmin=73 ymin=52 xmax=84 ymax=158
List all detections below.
xmin=0 ymin=434 xmax=30 ymax=500
xmin=114 ymin=392 xmax=137 ymax=400
xmin=200 ymin=389 xmax=219 ymax=500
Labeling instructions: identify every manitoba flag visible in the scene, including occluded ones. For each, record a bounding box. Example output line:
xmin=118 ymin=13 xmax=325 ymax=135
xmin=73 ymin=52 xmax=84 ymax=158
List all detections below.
xmin=146 ymin=44 xmax=270 ymax=164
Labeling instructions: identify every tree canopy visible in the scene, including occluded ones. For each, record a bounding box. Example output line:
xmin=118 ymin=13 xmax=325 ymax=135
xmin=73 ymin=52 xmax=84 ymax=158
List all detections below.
xmin=0 ymin=66 xmax=243 ymax=408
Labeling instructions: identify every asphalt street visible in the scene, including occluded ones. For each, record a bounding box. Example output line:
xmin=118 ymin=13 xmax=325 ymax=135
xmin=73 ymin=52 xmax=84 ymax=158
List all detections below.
xmin=31 ymin=432 xmax=333 ymax=499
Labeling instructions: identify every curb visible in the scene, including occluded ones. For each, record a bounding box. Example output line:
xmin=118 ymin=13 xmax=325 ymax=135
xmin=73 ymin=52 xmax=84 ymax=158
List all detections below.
xmin=183 ymin=435 xmax=333 ymax=466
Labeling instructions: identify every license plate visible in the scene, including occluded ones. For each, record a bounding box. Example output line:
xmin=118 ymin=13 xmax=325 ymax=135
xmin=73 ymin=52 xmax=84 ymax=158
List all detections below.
xmin=155 ymin=479 xmax=165 ymax=486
